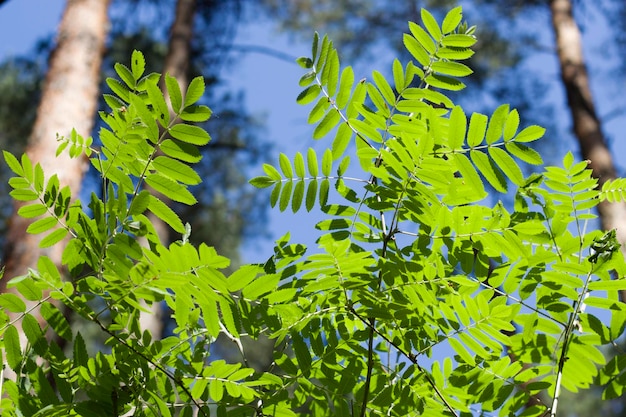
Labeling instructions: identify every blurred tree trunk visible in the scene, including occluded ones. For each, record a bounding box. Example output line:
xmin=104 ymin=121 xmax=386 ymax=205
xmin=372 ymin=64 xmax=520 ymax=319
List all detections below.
xmin=1 ymin=0 xmax=110 ymax=289
xmin=549 ymin=0 xmax=626 ymax=297
xmin=139 ymin=0 xmax=197 ymax=338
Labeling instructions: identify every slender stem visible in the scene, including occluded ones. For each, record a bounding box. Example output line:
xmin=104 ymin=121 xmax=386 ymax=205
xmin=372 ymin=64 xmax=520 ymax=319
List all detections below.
xmin=349 ymin=307 xmax=459 ymax=417
xmin=550 ymin=270 xmax=593 ymax=417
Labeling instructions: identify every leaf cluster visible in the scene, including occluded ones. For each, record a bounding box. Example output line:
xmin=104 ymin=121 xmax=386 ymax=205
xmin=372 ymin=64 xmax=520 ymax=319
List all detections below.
xmin=3 ymin=7 xmax=626 ymax=417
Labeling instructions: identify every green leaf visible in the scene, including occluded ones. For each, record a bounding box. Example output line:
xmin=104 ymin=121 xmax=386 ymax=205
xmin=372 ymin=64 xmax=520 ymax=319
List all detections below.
xmin=210 ymin=380 xmax=224 ymax=402
xmin=514 ymin=125 xmax=546 ymax=143
xmin=263 ymin=163 xmax=282 ymax=181
xmin=279 ymin=153 xmax=294 ymax=179
xmin=316 ymin=34 xmax=330 ymax=69
xmin=22 ymin=313 xmax=45 ymax=355
xmin=425 ymin=74 xmax=465 ymax=91
xmin=467 ymin=112 xmax=488 ymax=147
xmin=4 ymin=325 xmax=21 ymax=371
xmin=242 ymin=273 xmax=279 ymax=299
xmin=313 ymin=110 xmax=341 ymax=139
xmin=180 ymin=104 xmax=212 ymax=122
xmin=106 ymin=77 xmax=130 ymax=102
xmin=160 ymin=139 xmax=202 ymax=163
xmin=0 ymin=293 xmax=26 ymax=313
xmin=131 ymin=49 xmax=146 ymax=80
xmin=319 ymin=179 xmax=330 ymax=206
xmin=297 ymin=85 xmax=322 ymax=105
xmin=489 ymin=147 xmax=524 ymax=186
xmin=471 ymin=150 xmax=507 ymax=193
xmin=294 ymin=152 xmax=306 ymax=178
xmin=311 ymin=32 xmax=320 ymax=61
xmin=392 ymin=59 xmax=405 ymax=93
xmin=296 ymin=56 xmax=313 ymax=69
xmin=27 ymin=217 xmax=58 ymax=235
xmin=114 ymin=63 xmax=135 ymax=89
xmin=103 ymin=94 xmax=127 ymax=112
xmin=431 ymin=61 xmax=473 ymax=77
xmin=441 ymin=33 xmax=477 ymax=48
xmin=409 ymin=22 xmax=436 ymax=55
xmin=165 ymin=73 xmax=183 ymax=113
xmin=449 ymin=337 xmax=475 ymax=365
xmin=299 ymin=71 xmax=315 ymax=86
xmin=505 ymin=142 xmax=543 ymax=165
xmin=421 ymin=8 xmax=442 ymax=40
xmin=228 ymin=265 xmax=263 ymax=292
xmin=18 ymin=203 xmax=48 ymax=219
xmin=41 ymin=302 xmax=72 ymax=341
xmin=332 ymin=123 xmax=352 ymax=160
xmin=3 ymin=150 xmax=24 ymax=176
xmin=148 ymin=194 xmax=185 ymax=233
xmin=292 ymin=181 xmax=305 ymax=212
xmin=485 ymin=104 xmax=509 ymax=144
xmin=10 ymin=189 xmax=38 ymax=202
xmin=152 ymin=156 xmax=201 ymax=185
xmin=129 ymin=190 xmax=151 ymax=215
xmin=503 ymin=109 xmax=520 ymax=141
xmin=308 ymin=97 xmax=331 ymax=124
xmin=270 ymin=181 xmax=282 ymax=208
xmin=584 ymin=296 xmax=622 ymax=310
xmin=14 ymin=278 xmax=42 ymax=302
xmin=249 ymin=176 xmax=275 ymax=188
xmin=145 ymin=174 xmax=196 ymax=205
xmin=337 ymin=156 xmax=350 ymax=176
xmin=279 ymin=180 xmax=293 ymax=212
xmin=184 ymin=76 xmax=205 ymax=107
xmin=448 ymin=105 xmax=466 ymax=150
xmin=307 ymin=148 xmax=319 ymax=177
xmin=321 ymin=149 xmax=332 ymax=177
xmin=169 ymin=124 xmax=211 ymax=146
xmin=403 ymin=34 xmax=430 ymax=67
xmin=588 ymin=280 xmax=626 ymax=291
xmin=442 ymin=6 xmax=463 ymax=34
xmin=336 ymin=67 xmax=354 ymax=109
xmin=40 ymin=228 xmax=68 ymax=248
xmin=324 ymin=49 xmax=340 ymax=96
xmin=148 ymin=79 xmax=171 ymax=125
xmin=291 ymin=333 xmax=312 ymax=376
xmin=191 ymin=379 xmax=209 ymax=400
xmin=373 ymin=70 xmax=395 ymax=105
xmin=306 ymin=180 xmax=318 ymax=211
xmin=73 ymin=332 xmax=88 ymax=367
xmin=454 ymin=153 xmax=485 ymax=197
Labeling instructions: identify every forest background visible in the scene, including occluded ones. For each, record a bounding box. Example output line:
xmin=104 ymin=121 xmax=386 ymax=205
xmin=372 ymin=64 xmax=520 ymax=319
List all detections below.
xmin=2 ymin=0 xmax=626 ymax=416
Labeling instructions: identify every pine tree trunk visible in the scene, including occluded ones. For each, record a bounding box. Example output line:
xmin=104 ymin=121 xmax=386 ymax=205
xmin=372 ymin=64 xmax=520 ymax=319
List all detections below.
xmin=2 ymin=0 xmax=110 ymax=288
xmin=139 ymin=0 xmax=197 ymax=339
xmin=549 ymin=0 xmax=626 ymax=299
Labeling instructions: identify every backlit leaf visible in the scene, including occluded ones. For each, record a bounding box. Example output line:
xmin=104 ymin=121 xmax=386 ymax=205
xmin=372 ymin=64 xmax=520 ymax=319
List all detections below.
xmin=4 ymin=325 xmax=21 ymax=371
xmin=148 ymin=194 xmax=185 ymax=233
xmin=489 ymin=147 xmax=524 ymax=186
xmin=165 ymin=73 xmax=183 ymax=113
xmin=145 ymin=174 xmax=196 ymax=205
xmin=184 ymin=76 xmax=205 ymax=107
xmin=169 ymin=124 xmax=211 ymax=146
xmin=313 ymin=110 xmax=341 ymax=139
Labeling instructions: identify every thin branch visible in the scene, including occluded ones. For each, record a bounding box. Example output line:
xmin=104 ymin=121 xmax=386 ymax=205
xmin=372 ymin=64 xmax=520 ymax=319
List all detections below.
xmin=349 ymin=306 xmax=460 ymax=417
xmin=88 ymin=313 xmax=209 ymax=417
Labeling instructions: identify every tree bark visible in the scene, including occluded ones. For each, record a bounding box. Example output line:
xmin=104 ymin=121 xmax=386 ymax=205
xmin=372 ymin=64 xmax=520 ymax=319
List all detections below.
xmin=139 ymin=0 xmax=198 ymax=339
xmin=550 ymin=0 xmax=626 ymax=284
xmin=1 ymin=0 xmax=110 ymax=288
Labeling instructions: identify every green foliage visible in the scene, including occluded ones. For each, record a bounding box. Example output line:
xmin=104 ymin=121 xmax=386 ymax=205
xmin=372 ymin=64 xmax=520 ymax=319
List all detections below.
xmin=3 ymin=7 xmax=626 ymax=417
